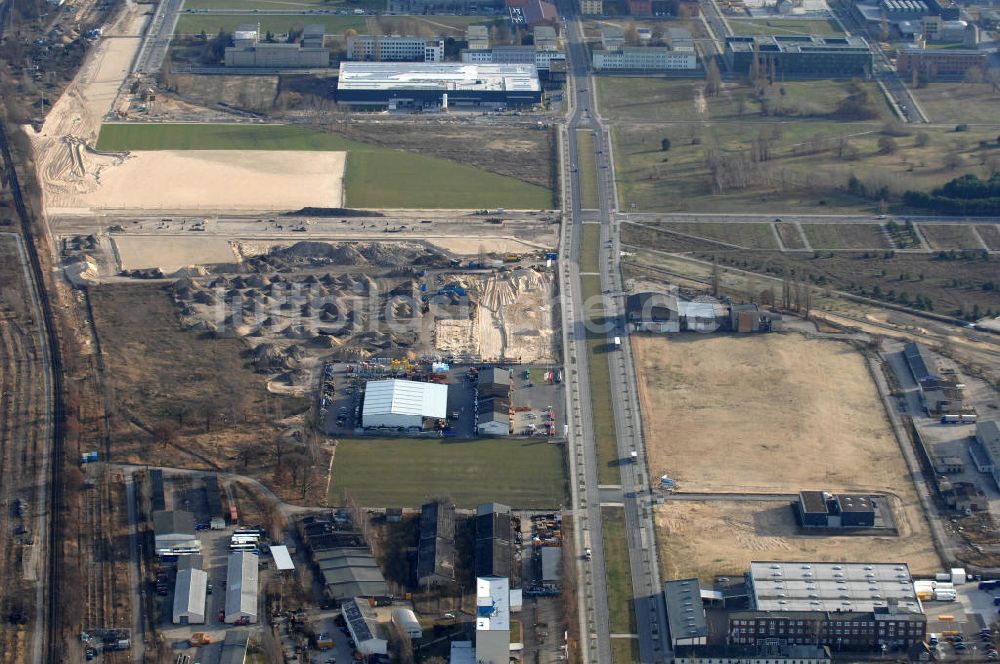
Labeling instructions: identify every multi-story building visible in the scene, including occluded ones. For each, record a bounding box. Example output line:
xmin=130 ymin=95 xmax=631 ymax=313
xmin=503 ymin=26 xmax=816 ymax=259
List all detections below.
xmin=225 ymin=23 xmax=330 ymax=67
xmin=592 ymin=46 xmax=698 ymax=70
xmin=728 ymin=561 xmax=926 ymax=652
xmin=461 ymin=45 xmax=566 ymax=69
xmin=600 ymin=24 xmax=625 ymax=50
xmin=346 ymin=35 xmax=444 ymax=62
xmin=724 ymin=34 xmax=873 ymax=77
xmin=533 ymin=25 xmax=559 ymax=49
xmin=895 ymin=45 xmax=988 ymax=76
xmin=580 ymin=0 xmax=603 ymax=15
xmin=467 ymin=24 xmax=491 ymax=50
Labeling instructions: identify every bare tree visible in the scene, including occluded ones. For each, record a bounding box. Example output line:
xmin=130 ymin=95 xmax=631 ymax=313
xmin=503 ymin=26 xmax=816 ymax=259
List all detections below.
xmin=705 ymin=59 xmax=722 ymax=97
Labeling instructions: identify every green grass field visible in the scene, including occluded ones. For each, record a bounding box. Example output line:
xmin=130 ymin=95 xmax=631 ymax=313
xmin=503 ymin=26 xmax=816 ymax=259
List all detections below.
xmin=917 ymin=224 xmax=983 ymax=250
xmin=175 ymin=13 xmax=365 ymax=35
xmin=612 ymin=639 xmax=640 ymax=664
xmin=727 ymin=17 xmax=844 ymax=36
xmin=801 ymin=223 xmax=890 ymax=250
xmin=596 ymin=78 xmax=891 ymax=124
xmin=184 ymin=0 xmax=384 ymax=9
xmin=602 ymin=508 xmax=636 ymax=635
xmin=577 ymin=129 xmax=600 ymax=209
xmin=581 ymin=224 xmax=600 ymax=274
xmin=656 ymin=222 xmax=778 ymax=249
xmin=911 ymin=82 xmax=1000 ymax=125
xmin=326 ymin=437 xmax=566 ymax=508
xmin=611 ymin=120 xmax=997 ymax=214
xmin=96 ymin=123 xmax=552 ymax=209
xmin=581 ymin=274 xmax=620 ymax=484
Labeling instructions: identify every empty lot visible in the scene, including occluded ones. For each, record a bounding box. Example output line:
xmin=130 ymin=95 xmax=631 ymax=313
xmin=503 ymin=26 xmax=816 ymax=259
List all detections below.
xmin=655 ymin=499 xmax=940 ymax=582
xmin=633 ymin=334 xmax=917 ymax=494
xmin=634 ymin=333 xmax=937 ymax=579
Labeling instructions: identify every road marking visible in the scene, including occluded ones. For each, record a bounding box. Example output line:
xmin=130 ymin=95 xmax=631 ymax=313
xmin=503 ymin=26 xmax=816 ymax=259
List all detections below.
xmin=610 ymin=634 xmax=640 ymax=639
xmin=597 ymin=484 xmax=622 ymax=489
xmin=599 ymin=502 xmax=624 ymax=507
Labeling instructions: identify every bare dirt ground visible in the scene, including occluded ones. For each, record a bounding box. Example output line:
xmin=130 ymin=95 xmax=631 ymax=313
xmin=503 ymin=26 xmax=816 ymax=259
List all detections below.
xmin=27 ymin=7 xmax=145 ymax=213
xmin=46 ymin=149 xmax=345 ymax=213
xmin=655 ymin=499 xmax=941 ymax=582
xmin=634 ymin=333 xmax=908 ymax=493
xmin=113 ymin=235 xmax=238 ymax=272
xmin=633 ymin=333 xmax=936 ymax=575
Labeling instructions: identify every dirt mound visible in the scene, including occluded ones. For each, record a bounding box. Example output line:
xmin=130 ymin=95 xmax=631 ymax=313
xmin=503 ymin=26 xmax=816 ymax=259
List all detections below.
xmin=251 ymin=343 xmax=302 ymax=372
xmin=250 ymin=241 xmax=449 ymax=272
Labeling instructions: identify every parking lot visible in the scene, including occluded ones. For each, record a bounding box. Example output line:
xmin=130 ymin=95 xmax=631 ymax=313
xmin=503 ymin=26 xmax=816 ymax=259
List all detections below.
xmin=927 ymin=581 xmax=1000 ymax=660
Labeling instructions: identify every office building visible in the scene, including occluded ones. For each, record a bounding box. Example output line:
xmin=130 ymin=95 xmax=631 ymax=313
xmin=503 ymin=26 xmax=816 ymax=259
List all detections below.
xmin=224 ymin=23 xmax=330 ymax=67
xmin=727 ymin=561 xmax=926 ymax=651
xmin=593 ymin=46 xmax=698 ymax=70
xmin=724 ymin=35 xmax=873 ymax=77
xmin=346 ymin=35 xmax=444 ymax=62
xmin=461 ymin=45 xmax=566 ymax=70
xmin=895 ymin=45 xmax=988 ymax=76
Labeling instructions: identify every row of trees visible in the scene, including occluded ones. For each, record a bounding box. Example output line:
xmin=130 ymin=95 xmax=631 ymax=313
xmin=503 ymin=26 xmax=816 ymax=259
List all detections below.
xmin=903 ymin=173 xmax=1000 ymax=215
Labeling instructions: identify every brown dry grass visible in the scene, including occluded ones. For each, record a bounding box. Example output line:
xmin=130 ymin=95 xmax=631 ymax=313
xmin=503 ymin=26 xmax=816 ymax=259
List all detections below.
xmin=634 ymin=334 xmax=907 ymax=493
xmin=633 ymin=333 xmax=938 ymax=575
xmin=655 ymin=499 xmax=940 ymax=582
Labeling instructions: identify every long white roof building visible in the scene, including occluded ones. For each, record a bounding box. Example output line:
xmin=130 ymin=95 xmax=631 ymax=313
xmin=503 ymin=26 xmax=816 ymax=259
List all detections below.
xmin=172 ymin=568 xmax=208 ymax=624
xmin=362 ymin=379 xmax=448 ymax=429
xmin=225 ymin=551 xmax=259 ymax=623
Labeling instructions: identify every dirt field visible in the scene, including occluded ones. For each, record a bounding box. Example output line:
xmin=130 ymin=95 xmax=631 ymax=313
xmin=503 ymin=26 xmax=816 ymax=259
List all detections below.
xmin=655 ymin=499 xmax=940 ymax=581
xmin=27 ymin=6 xmax=146 ymax=216
xmin=113 ymin=235 xmax=238 ymax=272
xmin=45 ymin=149 xmax=345 ymax=213
xmin=635 ymin=333 xmax=939 ymax=579
xmin=634 ymin=333 xmax=916 ymax=494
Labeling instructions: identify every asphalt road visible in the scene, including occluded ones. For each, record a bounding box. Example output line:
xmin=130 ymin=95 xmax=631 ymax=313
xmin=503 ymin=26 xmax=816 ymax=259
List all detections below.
xmin=557 ymin=4 xmax=670 ymax=661
xmin=134 ymin=0 xmax=183 ymax=75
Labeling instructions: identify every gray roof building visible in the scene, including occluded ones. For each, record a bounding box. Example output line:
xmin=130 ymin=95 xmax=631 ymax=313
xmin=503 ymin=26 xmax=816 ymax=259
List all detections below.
xmin=540 ymin=546 xmax=561 ymax=583
xmin=224 ymin=551 xmax=259 ymax=624
xmin=172 ymin=568 xmax=208 ymax=624
xmin=417 ymin=501 xmax=456 ymax=585
xmin=475 ymin=502 xmax=514 ymax=579
xmin=903 ymin=342 xmax=939 ymax=383
xmin=747 ymin=561 xmax=921 ymax=614
xmin=665 ymin=578 xmax=708 ymax=647
xmin=343 ymin=598 xmax=388 ymax=656
xmin=219 ymin=631 xmax=250 ymax=664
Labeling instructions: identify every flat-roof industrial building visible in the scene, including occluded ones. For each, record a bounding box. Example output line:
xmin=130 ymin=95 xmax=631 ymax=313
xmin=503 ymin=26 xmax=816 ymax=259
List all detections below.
xmin=796 ymin=491 xmax=878 ymax=528
xmin=337 ymin=63 xmax=542 ymax=109
xmin=361 ymin=378 xmax=448 ymax=430
xmin=475 ymin=502 xmax=514 ymax=579
xmin=664 ymin=578 xmax=708 ymax=648
xmin=722 ymin=561 xmax=927 ymax=651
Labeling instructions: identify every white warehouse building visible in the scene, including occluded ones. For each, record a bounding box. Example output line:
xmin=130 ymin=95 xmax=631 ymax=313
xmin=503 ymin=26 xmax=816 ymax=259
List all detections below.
xmin=361 ymin=379 xmax=448 ymax=430
xmin=172 ymin=568 xmax=208 ymax=624
xmin=225 ymin=551 xmax=259 ymax=624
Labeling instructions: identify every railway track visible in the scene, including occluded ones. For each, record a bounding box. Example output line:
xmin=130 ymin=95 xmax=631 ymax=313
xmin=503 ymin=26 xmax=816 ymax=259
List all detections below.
xmin=0 ymin=1 xmax=65 ymax=657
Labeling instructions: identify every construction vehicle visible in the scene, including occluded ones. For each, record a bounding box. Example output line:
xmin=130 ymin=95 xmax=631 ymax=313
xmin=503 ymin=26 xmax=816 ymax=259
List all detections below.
xmin=189 ymin=633 xmax=211 ymax=647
